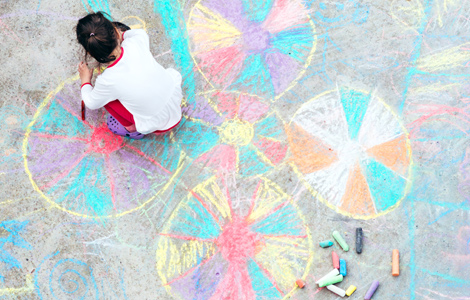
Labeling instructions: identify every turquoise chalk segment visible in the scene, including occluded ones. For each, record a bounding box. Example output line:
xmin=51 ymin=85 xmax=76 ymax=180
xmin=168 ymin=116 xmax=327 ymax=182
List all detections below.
xmin=318 ymin=275 xmax=343 ymax=288
xmin=332 ymin=230 xmax=349 ymax=251
xmin=319 ymin=240 xmax=334 ymax=248
xmin=340 ymin=87 xmax=371 ymax=140
xmin=339 ymin=259 xmax=347 ymax=276
xmin=315 ymin=269 xmax=339 ymax=284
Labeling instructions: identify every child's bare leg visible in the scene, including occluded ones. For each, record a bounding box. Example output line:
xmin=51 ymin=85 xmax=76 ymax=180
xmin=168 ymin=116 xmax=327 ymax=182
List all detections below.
xmin=124 ymin=124 xmax=136 ymax=132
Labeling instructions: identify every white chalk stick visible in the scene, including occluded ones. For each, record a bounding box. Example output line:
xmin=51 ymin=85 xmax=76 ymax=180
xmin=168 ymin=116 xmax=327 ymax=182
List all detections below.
xmin=326 ymin=284 xmax=346 ymax=297
xmin=315 ymin=269 xmax=339 ymax=284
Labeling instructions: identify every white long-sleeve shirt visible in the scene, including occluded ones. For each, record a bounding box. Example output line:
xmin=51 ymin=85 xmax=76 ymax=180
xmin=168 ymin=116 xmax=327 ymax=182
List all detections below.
xmin=81 ymin=29 xmax=182 ymax=134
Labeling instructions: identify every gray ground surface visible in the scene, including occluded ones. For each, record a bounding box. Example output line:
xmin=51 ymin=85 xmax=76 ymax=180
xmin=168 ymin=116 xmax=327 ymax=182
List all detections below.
xmin=1 ymin=0 xmax=470 ymax=299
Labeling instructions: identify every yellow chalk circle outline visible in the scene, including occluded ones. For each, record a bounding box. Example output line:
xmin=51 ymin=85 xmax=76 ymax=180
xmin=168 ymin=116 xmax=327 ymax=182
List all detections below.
xmin=22 ymin=74 xmax=185 ymax=219
xmin=187 ymin=0 xmax=317 ymax=102
xmin=156 ymin=175 xmax=314 ymax=299
xmin=288 ymin=89 xmax=414 ymax=220
xmin=0 ymin=274 xmax=34 ymax=296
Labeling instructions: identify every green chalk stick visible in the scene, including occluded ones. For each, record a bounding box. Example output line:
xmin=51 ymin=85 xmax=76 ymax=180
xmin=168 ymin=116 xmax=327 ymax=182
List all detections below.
xmin=332 ymin=230 xmax=349 ymax=251
xmin=318 ymin=274 xmax=343 ymax=287
xmin=319 ymin=240 xmax=333 ymax=248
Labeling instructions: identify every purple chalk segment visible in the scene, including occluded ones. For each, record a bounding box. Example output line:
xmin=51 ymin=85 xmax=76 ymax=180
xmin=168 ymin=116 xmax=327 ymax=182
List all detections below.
xmin=364 ymin=280 xmax=379 ymax=299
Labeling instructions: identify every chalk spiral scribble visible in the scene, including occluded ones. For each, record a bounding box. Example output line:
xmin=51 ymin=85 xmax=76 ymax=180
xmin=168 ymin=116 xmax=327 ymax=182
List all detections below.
xmin=35 ymin=252 xmax=98 ymax=300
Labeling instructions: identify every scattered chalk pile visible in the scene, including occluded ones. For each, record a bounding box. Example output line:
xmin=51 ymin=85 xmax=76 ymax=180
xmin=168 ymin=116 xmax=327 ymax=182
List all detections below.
xmin=295 ymin=227 xmax=400 ymax=299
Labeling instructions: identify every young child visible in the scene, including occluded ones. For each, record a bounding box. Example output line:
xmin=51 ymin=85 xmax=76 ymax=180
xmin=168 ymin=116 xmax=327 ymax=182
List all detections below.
xmin=76 ymin=12 xmax=183 ymax=139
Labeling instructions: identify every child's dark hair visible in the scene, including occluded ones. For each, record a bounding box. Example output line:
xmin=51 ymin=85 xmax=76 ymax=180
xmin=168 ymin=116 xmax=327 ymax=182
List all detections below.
xmin=76 ymin=12 xmax=118 ymax=64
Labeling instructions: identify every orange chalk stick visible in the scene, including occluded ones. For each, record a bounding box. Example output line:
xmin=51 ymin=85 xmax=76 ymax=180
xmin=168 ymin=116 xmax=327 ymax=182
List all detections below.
xmin=392 ymin=249 xmax=399 ymax=276
xmin=296 ymin=279 xmax=305 ymax=288
xmin=332 ymin=251 xmax=340 ymax=269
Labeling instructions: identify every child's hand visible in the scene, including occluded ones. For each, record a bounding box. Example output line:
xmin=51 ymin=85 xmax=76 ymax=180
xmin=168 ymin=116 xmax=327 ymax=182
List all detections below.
xmin=78 ymin=61 xmax=93 ymax=85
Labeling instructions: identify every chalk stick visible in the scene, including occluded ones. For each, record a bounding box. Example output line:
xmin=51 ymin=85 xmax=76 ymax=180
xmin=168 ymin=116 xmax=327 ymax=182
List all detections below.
xmin=81 ymin=100 xmax=86 ymax=121
xmin=315 ymin=269 xmax=339 ymax=284
xmin=356 ymin=228 xmax=363 ymax=254
xmin=333 ymin=230 xmax=349 ymax=251
xmin=296 ymin=279 xmax=305 ymax=289
xmin=332 ymin=251 xmax=340 ymax=269
xmin=339 ymin=259 xmax=347 ymax=276
xmin=318 ymin=275 xmax=343 ymax=287
xmin=364 ymin=280 xmax=379 ymax=299
xmin=345 ymin=285 xmax=357 ymax=296
xmin=326 ymin=285 xmax=346 ymax=297
xmin=319 ymin=240 xmax=334 ymax=248
xmin=392 ymin=249 xmax=399 ymax=276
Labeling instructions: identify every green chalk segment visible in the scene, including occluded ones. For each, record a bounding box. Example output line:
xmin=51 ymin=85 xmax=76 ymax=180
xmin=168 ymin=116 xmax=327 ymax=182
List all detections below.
xmin=332 ymin=230 xmax=349 ymax=251
xmin=318 ymin=275 xmax=343 ymax=287
xmin=319 ymin=240 xmax=334 ymax=248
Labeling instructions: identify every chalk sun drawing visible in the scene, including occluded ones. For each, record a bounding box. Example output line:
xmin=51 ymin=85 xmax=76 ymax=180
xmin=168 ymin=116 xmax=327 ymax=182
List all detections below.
xmin=22 ymin=74 xmax=184 ymax=219
xmin=187 ymin=0 xmax=317 ymax=100
xmin=184 ymin=90 xmax=288 ymax=177
xmin=156 ymin=175 xmax=313 ymax=299
xmin=286 ymin=87 xmax=413 ymax=219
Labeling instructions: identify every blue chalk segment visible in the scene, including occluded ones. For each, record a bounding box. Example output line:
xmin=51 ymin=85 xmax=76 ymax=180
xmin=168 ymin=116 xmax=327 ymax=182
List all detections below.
xmin=339 ymin=259 xmax=347 ymax=276
xmin=177 ymin=119 xmax=219 ymax=159
xmin=0 ymin=220 xmax=32 ymax=282
xmin=81 ymin=0 xmax=111 ymax=16
xmin=270 ymin=24 xmax=315 ymax=63
xmin=48 ymin=156 xmax=113 ymax=217
xmin=231 ymin=54 xmax=275 ymax=98
xmin=250 ymin=202 xmax=303 ymax=236
xmin=129 ymin=135 xmax=182 ymax=173
xmin=319 ymin=240 xmax=334 ymax=248
xmin=168 ymin=194 xmax=221 ymax=240
xmin=154 ymin=0 xmax=196 ymax=104
xmin=32 ymin=100 xmax=91 ymax=138
xmin=253 ymin=114 xmax=283 ymax=139
xmin=248 ymin=259 xmax=282 ymax=299
xmin=238 ymin=144 xmax=273 ymax=177
xmin=340 ymin=88 xmax=371 ymax=140
xmin=242 ymin=0 xmax=274 ymax=23
xmin=363 ymin=158 xmax=406 ymax=212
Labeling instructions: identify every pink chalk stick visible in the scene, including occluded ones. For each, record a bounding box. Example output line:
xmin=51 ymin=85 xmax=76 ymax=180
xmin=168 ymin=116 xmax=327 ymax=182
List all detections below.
xmin=332 ymin=251 xmax=340 ymax=269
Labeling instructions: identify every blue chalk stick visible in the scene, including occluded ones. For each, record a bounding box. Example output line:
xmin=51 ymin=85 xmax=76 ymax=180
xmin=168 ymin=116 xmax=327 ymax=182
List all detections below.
xmin=319 ymin=240 xmax=334 ymax=248
xmin=339 ymin=259 xmax=347 ymax=276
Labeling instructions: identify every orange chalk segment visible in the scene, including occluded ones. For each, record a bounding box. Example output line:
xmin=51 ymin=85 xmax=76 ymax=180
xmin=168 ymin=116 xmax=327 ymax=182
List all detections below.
xmin=392 ymin=249 xmax=400 ymax=276
xmin=296 ymin=279 xmax=305 ymax=288
xmin=332 ymin=251 xmax=340 ymax=269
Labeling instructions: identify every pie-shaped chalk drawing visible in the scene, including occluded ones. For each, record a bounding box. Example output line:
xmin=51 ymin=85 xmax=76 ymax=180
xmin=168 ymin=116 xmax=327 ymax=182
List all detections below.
xmin=286 ymin=87 xmax=413 ymax=219
xmin=22 ymin=75 xmax=182 ymax=219
xmin=156 ymin=175 xmax=313 ymax=299
xmin=185 ymin=90 xmax=288 ymax=177
xmin=187 ymin=0 xmax=317 ymax=100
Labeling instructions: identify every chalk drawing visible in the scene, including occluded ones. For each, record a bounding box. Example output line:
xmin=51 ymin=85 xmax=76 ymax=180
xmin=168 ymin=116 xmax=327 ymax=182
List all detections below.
xmin=183 ymin=91 xmax=288 ymax=177
xmin=22 ymin=75 xmax=185 ymax=219
xmin=302 ymin=0 xmax=369 ymax=84
xmin=81 ymin=0 xmax=111 ymax=16
xmin=286 ymin=87 xmax=413 ymax=219
xmin=156 ymin=175 xmax=313 ymax=299
xmin=0 ymin=220 xmax=32 ymax=285
xmin=187 ymin=0 xmax=317 ymax=101
xmin=0 ymin=274 xmax=34 ymax=297
xmin=34 ymin=251 xmax=99 ymax=299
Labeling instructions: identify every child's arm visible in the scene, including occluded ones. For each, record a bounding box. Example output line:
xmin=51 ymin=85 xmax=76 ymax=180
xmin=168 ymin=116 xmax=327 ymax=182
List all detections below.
xmin=122 ymin=29 xmax=149 ymax=50
xmin=80 ymin=77 xmax=113 ymax=110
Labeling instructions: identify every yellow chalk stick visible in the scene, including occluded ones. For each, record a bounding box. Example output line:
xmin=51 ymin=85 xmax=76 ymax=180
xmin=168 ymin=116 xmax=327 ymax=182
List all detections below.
xmin=345 ymin=285 xmax=357 ymax=296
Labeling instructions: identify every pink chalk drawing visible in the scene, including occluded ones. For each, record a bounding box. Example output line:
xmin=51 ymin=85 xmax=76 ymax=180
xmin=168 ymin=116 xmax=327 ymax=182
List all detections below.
xmin=22 ymin=76 xmax=182 ymax=219
xmin=156 ymin=175 xmax=313 ymax=299
xmin=184 ymin=90 xmax=288 ymax=177
xmin=187 ymin=0 xmax=317 ymax=100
